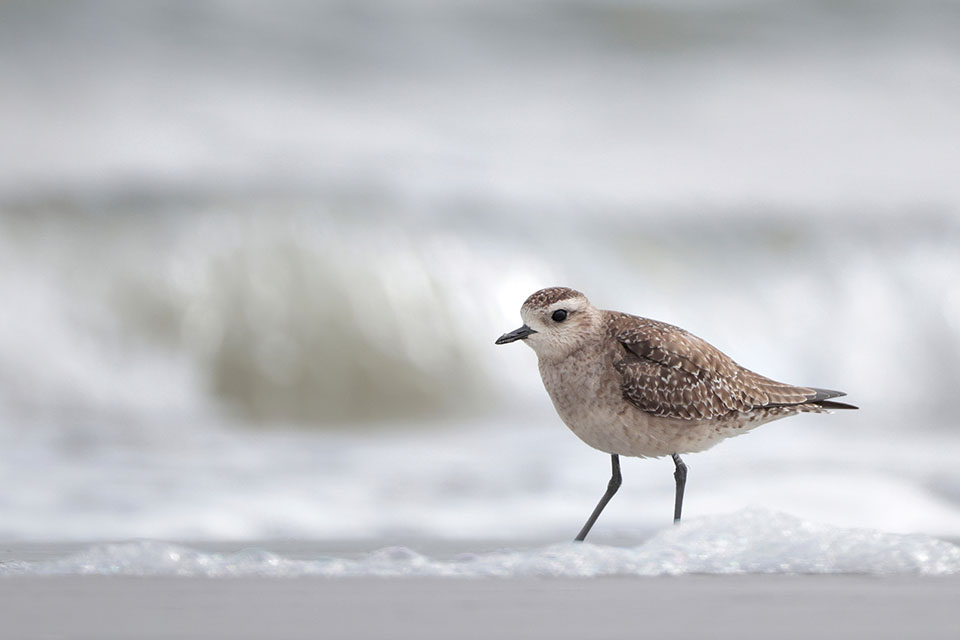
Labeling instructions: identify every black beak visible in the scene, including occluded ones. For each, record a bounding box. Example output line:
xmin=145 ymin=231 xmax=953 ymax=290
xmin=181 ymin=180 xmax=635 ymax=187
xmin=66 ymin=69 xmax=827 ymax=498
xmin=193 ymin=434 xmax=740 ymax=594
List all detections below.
xmin=495 ymin=324 xmax=537 ymax=345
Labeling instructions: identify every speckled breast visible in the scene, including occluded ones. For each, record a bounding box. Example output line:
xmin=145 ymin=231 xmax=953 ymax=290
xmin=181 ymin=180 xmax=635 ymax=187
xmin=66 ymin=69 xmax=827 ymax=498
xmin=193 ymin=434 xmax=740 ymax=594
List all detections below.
xmin=537 ymin=340 xmax=647 ymax=455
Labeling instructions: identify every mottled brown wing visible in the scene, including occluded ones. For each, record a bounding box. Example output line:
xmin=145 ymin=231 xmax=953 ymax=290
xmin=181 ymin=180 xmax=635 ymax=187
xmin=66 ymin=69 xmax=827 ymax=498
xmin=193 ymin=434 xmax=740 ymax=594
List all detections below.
xmin=612 ymin=317 xmax=816 ymax=420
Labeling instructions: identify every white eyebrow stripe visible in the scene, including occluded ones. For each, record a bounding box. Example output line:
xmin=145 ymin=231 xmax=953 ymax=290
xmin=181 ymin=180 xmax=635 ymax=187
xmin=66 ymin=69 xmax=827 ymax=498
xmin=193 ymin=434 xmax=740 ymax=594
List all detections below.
xmin=547 ymin=301 xmax=578 ymax=314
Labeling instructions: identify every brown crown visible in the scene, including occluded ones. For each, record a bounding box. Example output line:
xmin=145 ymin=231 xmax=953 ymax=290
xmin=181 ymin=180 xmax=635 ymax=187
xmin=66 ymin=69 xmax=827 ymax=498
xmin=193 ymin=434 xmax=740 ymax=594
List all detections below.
xmin=523 ymin=287 xmax=587 ymax=309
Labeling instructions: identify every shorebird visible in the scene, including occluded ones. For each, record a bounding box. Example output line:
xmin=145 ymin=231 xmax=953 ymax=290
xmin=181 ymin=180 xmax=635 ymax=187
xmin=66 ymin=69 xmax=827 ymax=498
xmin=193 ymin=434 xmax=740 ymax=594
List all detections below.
xmin=496 ymin=287 xmax=856 ymax=541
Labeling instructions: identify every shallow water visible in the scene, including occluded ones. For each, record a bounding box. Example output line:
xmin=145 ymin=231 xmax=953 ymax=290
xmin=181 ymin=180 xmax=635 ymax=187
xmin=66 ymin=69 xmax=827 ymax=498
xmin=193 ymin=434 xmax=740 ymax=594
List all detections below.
xmin=2 ymin=510 xmax=957 ymax=578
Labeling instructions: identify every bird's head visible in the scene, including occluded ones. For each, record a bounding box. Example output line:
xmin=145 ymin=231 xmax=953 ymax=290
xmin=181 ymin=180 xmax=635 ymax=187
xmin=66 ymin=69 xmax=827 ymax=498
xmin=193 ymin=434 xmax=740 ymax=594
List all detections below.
xmin=496 ymin=287 xmax=600 ymax=360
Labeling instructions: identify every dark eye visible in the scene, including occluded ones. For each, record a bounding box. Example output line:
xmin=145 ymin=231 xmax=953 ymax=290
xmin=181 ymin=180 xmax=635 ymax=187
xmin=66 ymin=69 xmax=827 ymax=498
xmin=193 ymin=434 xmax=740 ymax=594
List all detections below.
xmin=552 ymin=309 xmax=567 ymax=323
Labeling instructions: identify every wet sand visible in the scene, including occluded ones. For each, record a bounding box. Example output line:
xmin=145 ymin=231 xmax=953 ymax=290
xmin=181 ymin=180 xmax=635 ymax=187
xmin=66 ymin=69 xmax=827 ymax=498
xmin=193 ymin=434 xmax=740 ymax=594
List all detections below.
xmin=1 ymin=574 xmax=957 ymax=640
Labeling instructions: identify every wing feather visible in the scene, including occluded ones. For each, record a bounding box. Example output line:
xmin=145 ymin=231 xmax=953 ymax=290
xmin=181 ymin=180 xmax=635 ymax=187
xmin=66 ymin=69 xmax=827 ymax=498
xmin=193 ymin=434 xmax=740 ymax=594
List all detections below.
xmin=611 ymin=316 xmax=819 ymax=420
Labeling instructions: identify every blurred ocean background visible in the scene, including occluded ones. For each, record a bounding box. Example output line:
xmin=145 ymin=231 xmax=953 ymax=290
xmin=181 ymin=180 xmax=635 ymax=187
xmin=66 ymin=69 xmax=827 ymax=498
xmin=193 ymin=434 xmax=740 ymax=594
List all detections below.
xmin=1 ymin=0 xmax=960 ymax=549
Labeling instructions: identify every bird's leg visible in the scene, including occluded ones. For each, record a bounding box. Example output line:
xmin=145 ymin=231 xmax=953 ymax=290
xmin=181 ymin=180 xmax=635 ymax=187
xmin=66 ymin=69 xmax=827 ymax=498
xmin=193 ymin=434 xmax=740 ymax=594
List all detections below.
xmin=574 ymin=454 xmax=621 ymax=542
xmin=672 ymin=453 xmax=687 ymax=524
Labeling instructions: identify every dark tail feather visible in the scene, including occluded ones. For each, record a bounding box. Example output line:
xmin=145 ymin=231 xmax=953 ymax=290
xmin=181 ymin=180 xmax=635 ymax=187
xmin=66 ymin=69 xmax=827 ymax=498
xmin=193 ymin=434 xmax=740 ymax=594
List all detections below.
xmin=809 ymin=388 xmax=858 ymax=410
xmin=813 ymin=399 xmax=859 ymax=410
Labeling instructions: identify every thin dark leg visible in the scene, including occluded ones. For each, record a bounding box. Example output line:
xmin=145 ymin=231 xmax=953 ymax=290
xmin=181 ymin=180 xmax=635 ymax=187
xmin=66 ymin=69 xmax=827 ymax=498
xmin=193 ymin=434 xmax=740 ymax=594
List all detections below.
xmin=672 ymin=453 xmax=687 ymax=524
xmin=574 ymin=454 xmax=621 ymax=542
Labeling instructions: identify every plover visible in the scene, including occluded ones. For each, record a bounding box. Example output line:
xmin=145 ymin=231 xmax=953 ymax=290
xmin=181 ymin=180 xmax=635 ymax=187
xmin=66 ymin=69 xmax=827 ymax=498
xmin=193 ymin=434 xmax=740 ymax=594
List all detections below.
xmin=496 ymin=286 xmax=856 ymax=541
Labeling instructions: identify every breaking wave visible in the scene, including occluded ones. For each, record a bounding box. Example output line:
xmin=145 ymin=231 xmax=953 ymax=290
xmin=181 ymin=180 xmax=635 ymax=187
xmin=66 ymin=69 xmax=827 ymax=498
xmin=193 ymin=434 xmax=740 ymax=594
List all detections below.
xmin=1 ymin=0 xmax=959 ymax=544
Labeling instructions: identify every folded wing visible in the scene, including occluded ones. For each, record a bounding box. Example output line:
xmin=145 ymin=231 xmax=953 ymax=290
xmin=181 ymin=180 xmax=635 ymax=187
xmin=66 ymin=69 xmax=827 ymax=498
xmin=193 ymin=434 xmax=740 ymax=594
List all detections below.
xmin=611 ymin=316 xmax=850 ymax=420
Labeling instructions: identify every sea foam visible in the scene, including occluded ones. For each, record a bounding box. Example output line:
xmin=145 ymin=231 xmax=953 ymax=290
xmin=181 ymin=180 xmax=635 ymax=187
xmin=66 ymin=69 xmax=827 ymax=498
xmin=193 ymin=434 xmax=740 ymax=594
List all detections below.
xmin=4 ymin=510 xmax=958 ymax=578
